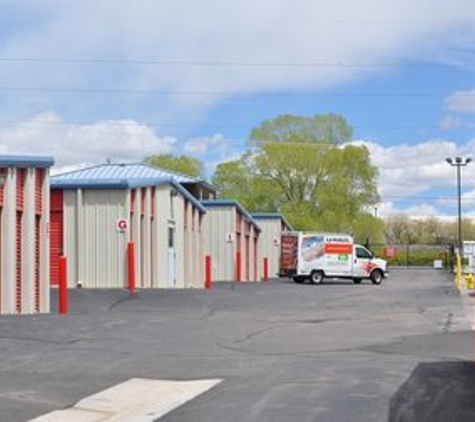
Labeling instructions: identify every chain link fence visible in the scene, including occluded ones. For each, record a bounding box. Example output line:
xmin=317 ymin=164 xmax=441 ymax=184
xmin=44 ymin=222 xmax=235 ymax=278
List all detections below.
xmin=369 ymin=243 xmax=454 ymax=269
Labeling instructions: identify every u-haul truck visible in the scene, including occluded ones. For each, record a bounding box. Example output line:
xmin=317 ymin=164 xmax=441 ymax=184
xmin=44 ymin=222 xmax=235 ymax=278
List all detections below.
xmin=280 ymin=232 xmax=387 ymax=285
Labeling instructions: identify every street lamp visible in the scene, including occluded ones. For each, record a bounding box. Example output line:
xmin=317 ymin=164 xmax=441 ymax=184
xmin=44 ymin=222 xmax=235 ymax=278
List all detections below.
xmin=446 ymin=156 xmax=472 ymax=252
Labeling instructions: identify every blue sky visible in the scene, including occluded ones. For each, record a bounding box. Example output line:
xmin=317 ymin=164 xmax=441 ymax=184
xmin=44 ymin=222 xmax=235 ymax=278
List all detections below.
xmin=0 ymin=1 xmax=475 ymax=218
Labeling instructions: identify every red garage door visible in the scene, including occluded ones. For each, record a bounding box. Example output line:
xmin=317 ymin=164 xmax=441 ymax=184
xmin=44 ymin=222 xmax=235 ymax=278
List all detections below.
xmin=50 ymin=190 xmax=63 ymax=286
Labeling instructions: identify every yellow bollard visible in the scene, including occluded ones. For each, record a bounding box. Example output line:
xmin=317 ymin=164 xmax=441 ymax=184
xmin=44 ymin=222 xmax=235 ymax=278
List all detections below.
xmin=466 ymin=273 xmax=475 ymax=290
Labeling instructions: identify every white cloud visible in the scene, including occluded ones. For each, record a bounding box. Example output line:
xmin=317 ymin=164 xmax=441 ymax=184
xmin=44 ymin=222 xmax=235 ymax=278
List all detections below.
xmin=354 ymin=139 xmax=463 ymax=196
xmin=445 ymin=89 xmax=475 ymax=114
xmin=353 ymin=138 xmax=475 ymax=217
xmin=0 ymin=1 xmax=474 ymax=119
xmin=184 ymin=134 xmax=230 ymax=155
xmin=0 ymin=111 xmax=176 ymax=166
xmin=378 ymin=202 xmax=441 ymax=217
xmin=440 ymin=115 xmax=463 ymax=130
xmin=183 ymin=134 xmax=242 ymax=174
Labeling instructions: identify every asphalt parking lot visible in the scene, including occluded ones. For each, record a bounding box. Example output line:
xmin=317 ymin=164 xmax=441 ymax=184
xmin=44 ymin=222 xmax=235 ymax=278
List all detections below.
xmin=0 ymin=269 xmax=474 ymax=422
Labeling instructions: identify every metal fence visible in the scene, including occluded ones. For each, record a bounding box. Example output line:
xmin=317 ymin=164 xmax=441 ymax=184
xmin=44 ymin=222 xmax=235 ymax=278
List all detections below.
xmin=369 ymin=243 xmax=454 ymax=269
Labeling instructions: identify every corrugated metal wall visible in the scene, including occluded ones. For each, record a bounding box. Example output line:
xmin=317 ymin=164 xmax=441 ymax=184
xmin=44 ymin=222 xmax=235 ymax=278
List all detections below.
xmin=63 ymin=189 xmax=128 ymax=288
xmin=0 ymin=166 xmax=50 ymax=314
xmin=203 ymin=206 xmax=260 ymax=282
xmin=61 ymin=184 xmax=204 ymax=289
xmin=257 ymin=219 xmax=284 ymax=279
xmin=203 ymin=206 xmax=236 ymax=281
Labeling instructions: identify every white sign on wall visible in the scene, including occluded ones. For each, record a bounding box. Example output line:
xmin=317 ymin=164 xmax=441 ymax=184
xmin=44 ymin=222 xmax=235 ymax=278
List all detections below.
xmin=117 ymin=218 xmax=129 ymax=232
xmin=463 ymin=241 xmax=475 ymax=257
xmin=226 ymin=232 xmax=235 ymax=243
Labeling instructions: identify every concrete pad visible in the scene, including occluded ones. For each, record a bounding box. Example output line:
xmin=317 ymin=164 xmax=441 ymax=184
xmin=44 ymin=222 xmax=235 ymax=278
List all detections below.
xmin=30 ymin=378 xmax=222 ymax=421
xmin=458 ymin=286 xmax=475 ymax=330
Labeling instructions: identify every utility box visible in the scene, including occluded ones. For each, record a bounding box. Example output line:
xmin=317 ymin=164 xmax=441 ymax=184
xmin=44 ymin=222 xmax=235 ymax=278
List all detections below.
xmin=0 ymin=156 xmax=53 ymax=314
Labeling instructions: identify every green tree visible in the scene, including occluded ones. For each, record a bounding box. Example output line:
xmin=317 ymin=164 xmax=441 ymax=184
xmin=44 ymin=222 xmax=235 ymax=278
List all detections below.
xmin=212 ymin=153 xmax=279 ymax=211
xmin=144 ymin=154 xmax=205 ymax=178
xmin=213 ymin=113 xmax=379 ymax=232
xmin=351 ymin=214 xmax=384 ymax=244
xmin=250 ymin=113 xmax=353 ymax=145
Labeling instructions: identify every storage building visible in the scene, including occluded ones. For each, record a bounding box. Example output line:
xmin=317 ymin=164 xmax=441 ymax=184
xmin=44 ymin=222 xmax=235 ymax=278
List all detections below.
xmin=50 ymin=163 xmax=207 ymax=289
xmin=201 ymin=200 xmax=261 ymax=282
xmin=252 ymin=213 xmax=293 ymax=279
xmin=0 ymin=155 xmax=53 ymax=314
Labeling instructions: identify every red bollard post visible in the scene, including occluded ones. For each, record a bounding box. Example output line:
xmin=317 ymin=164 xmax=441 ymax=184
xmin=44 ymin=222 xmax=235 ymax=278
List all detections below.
xmin=264 ymin=257 xmax=269 ymax=283
xmin=205 ymin=255 xmax=212 ymax=291
xmin=59 ymin=256 xmax=68 ymax=315
xmin=236 ymin=251 xmax=242 ymax=283
xmin=128 ymin=241 xmax=136 ymax=294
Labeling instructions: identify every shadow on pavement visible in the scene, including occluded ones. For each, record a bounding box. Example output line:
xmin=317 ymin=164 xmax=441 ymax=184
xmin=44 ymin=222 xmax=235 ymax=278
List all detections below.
xmin=277 ymin=278 xmax=374 ymax=286
xmin=388 ymin=361 xmax=475 ymax=422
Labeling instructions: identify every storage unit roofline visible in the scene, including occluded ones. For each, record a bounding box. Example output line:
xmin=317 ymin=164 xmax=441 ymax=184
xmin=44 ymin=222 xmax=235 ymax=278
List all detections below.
xmin=51 ymin=162 xmax=218 ymax=194
xmin=51 ymin=177 xmax=207 ymax=213
xmin=201 ymin=199 xmax=261 ymax=232
xmin=51 ymin=161 xmax=216 ymax=212
xmin=251 ymin=213 xmax=293 ymax=231
xmin=0 ymin=155 xmax=54 ymax=168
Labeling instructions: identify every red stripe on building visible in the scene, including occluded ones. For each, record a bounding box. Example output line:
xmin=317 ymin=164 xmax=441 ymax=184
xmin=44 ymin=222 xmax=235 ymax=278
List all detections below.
xmin=0 ymin=168 xmax=5 ymax=207
xmin=16 ymin=212 xmax=22 ymax=313
xmin=35 ymin=169 xmax=44 ymax=214
xmin=16 ymin=169 xmax=25 ymax=211
xmin=35 ymin=215 xmax=41 ymax=311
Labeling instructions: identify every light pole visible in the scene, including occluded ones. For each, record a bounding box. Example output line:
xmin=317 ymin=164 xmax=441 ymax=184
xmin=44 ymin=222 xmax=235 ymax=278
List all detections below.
xmin=446 ymin=156 xmax=472 ymax=252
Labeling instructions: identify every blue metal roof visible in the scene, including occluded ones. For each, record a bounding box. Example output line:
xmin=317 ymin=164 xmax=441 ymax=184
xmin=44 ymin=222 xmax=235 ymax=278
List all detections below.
xmin=51 ymin=163 xmax=206 ymax=213
xmin=201 ymin=199 xmax=261 ymax=232
xmin=251 ymin=213 xmax=293 ymax=231
xmin=0 ymin=155 xmax=54 ymax=168
xmin=52 ymin=162 xmax=197 ymax=184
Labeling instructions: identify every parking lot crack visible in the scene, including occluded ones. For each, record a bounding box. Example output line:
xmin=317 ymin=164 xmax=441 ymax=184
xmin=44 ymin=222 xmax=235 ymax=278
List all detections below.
xmin=107 ymin=293 xmax=137 ymax=311
xmin=0 ymin=334 xmax=83 ymax=345
xmin=232 ymin=326 xmax=277 ymax=345
xmin=442 ymin=312 xmax=454 ymax=332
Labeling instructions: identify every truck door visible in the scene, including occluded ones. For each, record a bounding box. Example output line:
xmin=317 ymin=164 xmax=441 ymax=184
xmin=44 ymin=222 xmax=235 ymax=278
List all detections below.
xmin=353 ymin=246 xmax=374 ymax=278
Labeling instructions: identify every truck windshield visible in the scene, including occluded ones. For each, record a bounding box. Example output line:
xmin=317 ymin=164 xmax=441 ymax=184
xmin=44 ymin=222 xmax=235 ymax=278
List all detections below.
xmin=356 ymin=247 xmax=373 ymax=259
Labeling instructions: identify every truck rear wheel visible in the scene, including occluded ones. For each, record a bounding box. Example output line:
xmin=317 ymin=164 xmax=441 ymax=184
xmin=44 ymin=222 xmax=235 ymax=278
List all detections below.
xmin=309 ymin=270 xmax=324 ymax=284
xmin=371 ymin=269 xmax=383 ymax=285
xmin=353 ymin=278 xmax=362 ymax=284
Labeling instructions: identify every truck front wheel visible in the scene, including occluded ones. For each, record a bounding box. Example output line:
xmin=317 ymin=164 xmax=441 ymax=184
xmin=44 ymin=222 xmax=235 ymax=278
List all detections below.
xmin=309 ymin=270 xmax=324 ymax=284
xmin=371 ymin=269 xmax=384 ymax=285
xmin=293 ymin=276 xmax=305 ymax=284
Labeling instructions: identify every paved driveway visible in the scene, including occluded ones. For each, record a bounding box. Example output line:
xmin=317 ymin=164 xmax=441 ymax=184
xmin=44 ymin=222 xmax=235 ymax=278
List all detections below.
xmin=0 ymin=269 xmax=473 ymax=421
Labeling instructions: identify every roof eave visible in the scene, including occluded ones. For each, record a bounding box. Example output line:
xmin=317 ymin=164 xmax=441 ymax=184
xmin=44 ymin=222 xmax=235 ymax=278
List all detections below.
xmin=0 ymin=155 xmax=54 ymax=168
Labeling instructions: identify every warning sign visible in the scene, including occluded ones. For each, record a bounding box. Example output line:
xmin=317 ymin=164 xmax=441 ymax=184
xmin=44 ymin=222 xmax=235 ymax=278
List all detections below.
xmin=117 ymin=218 xmax=129 ymax=232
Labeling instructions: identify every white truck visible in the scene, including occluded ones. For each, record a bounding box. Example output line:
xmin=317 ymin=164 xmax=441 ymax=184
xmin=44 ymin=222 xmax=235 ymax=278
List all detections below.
xmin=281 ymin=232 xmax=388 ymax=285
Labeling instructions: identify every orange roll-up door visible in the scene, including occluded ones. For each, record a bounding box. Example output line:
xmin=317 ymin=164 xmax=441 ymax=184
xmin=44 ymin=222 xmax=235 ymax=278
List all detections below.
xmin=50 ymin=190 xmax=64 ymax=286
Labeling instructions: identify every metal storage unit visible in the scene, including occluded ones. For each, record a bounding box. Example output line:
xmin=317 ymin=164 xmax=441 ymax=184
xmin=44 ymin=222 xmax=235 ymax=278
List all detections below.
xmin=50 ymin=163 xmax=207 ymax=289
xmin=252 ymin=214 xmax=293 ymax=279
xmin=0 ymin=155 xmax=53 ymax=314
xmin=201 ymin=200 xmax=261 ymax=282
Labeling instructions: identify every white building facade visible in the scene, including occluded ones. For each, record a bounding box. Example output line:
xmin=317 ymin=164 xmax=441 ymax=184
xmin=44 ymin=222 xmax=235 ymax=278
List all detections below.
xmin=0 ymin=156 xmax=53 ymax=314
xmin=50 ymin=163 xmax=207 ymax=289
